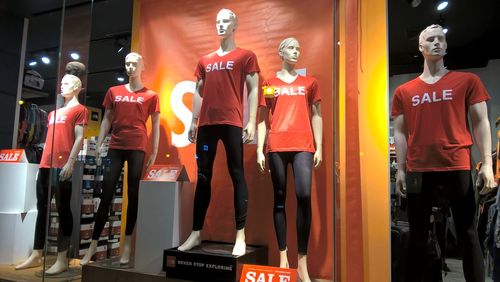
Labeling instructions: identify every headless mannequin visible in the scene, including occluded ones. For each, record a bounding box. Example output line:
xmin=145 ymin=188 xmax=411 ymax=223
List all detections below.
xmin=257 ymin=38 xmax=322 ymax=282
xmin=179 ymin=8 xmax=259 ymax=256
xmin=16 ymin=75 xmax=84 ymax=274
xmin=80 ymin=53 xmax=160 ymax=265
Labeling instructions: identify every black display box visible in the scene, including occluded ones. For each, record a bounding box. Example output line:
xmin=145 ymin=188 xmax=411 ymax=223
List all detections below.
xmin=164 ymin=241 xmax=268 ymax=282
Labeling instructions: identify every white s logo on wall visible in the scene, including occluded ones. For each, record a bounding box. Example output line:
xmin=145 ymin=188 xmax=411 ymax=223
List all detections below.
xmin=170 ymin=80 xmax=196 ymax=148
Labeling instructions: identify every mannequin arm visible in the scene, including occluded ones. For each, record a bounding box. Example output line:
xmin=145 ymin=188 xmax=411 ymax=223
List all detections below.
xmin=243 ymin=72 xmax=259 ymax=143
xmin=311 ymin=102 xmax=323 ymax=168
xmin=470 ymin=101 xmax=497 ymax=192
xmin=146 ymin=112 xmax=160 ymax=168
xmin=256 ymin=107 xmax=268 ymax=172
xmin=188 ymin=79 xmax=204 ymax=143
xmin=96 ymin=108 xmax=113 ymax=163
xmin=60 ymin=124 xmax=85 ymax=181
xmin=394 ymin=114 xmax=408 ymax=197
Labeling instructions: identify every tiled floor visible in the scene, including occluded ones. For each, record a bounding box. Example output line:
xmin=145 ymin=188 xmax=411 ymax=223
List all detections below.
xmin=443 ymin=258 xmax=493 ymax=282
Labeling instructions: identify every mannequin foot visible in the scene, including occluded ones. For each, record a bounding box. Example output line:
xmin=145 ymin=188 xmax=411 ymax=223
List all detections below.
xmin=279 ymin=250 xmax=289 ymax=268
xmin=80 ymin=240 xmax=98 ymax=265
xmin=45 ymin=255 xmax=68 ymax=275
xmin=232 ymin=228 xmax=246 ymax=256
xmin=120 ymin=236 xmax=132 ymax=265
xmin=297 ymin=254 xmax=311 ymax=282
xmin=15 ymin=250 xmax=43 ymax=270
xmin=178 ymin=231 xmax=201 ymax=251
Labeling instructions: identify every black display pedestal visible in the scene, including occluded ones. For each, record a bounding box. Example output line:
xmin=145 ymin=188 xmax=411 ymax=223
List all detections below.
xmin=164 ymin=241 xmax=268 ymax=282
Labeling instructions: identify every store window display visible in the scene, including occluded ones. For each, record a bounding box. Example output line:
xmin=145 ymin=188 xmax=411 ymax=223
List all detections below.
xmin=392 ymin=24 xmax=497 ymax=281
xmin=15 ymin=74 xmax=88 ymax=275
xmin=178 ymin=8 xmax=260 ymax=256
xmin=80 ymin=52 xmax=160 ymax=265
xmin=256 ymin=38 xmax=323 ymax=282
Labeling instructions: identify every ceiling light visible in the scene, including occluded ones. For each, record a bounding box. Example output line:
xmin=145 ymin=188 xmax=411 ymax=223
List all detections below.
xmin=116 ymin=76 xmax=125 ymax=82
xmin=28 ymin=60 xmax=37 ymax=66
xmin=437 ymin=1 xmax=448 ymax=11
xmin=41 ymin=56 xmax=50 ymax=64
xmin=70 ymin=52 xmax=80 ymax=60
xmin=408 ymin=0 xmax=422 ymax=8
xmin=442 ymin=28 xmax=448 ymax=34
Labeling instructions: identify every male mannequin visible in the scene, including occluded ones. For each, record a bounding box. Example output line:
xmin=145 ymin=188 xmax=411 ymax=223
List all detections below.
xmin=16 ymin=74 xmax=87 ymax=274
xmin=80 ymin=52 xmax=160 ymax=265
xmin=178 ymin=8 xmax=260 ymax=256
xmin=392 ymin=24 xmax=496 ymax=281
xmin=257 ymin=38 xmax=322 ymax=282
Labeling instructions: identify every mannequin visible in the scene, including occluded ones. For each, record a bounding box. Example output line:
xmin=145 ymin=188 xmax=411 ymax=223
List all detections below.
xmin=80 ymin=52 xmax=160 ymax=265
xmin=16 ymin=74 xmax=88 ymax=275
xmin=256 ymin=38 xmax=322 ymax=282
xmin=178 ymin=8 xmax=260 ymax=256
xmin=393 ymin=24 xmax=496 ymax=281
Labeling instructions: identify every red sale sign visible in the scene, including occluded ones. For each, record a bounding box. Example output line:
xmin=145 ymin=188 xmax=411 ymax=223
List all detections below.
xmin=142 ymin=165 xmax=189 ymax=182
xmin=240 ymin=264 xmax=296 ymax=282
xmin=0 ymin=149 xmax=27 ymax=163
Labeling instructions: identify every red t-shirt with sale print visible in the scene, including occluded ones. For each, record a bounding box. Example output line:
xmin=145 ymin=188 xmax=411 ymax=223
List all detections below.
xmin=103 ymin=85 xmax=160 ymax=152
xmin=195 ymin=47 xmax=260 ymax=128
xmin=260 ymin=75 xmax=321 ymax=153
xmin=40 ymin=104 xmax=88 ymax=168
xmin=391 ymin=71 xmax=490 ymax=172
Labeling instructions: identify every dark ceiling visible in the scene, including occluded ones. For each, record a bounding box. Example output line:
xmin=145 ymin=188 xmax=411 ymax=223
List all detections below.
xmin=389 ymin=0 xmax=500 ymax=76
xmin=1 ymin=0 xmax=499 ymax=106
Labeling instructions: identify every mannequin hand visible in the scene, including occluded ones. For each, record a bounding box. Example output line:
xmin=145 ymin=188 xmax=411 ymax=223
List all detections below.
xmin=256 ymin=150 xmax=266 ymax=173
xmin=396 ymin=169 xmax=407 ymax=198
xmin=188 ymin=122 xmax=197 ymax=144
xmin=59 ymin=161 xmax=74 ymax=181
xmin=146 ymin=152 xmax=157 ymax=169
xmin=243 ymin=121 xmax=256 ymax=144
xmin=313 ymin=149 xmax=322 ymax=168
xmin=95 ymin=143 xmax=102 ymax=166
xmin=478 ymin=164 xmax=498 ymax=195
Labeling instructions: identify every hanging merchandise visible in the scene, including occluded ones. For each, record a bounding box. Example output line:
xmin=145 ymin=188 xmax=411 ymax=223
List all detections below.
xmin=17 ymin=103 xmax=48 ymax=163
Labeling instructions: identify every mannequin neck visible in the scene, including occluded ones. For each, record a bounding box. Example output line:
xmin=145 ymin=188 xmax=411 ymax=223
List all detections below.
xmin=277 ymin=62 xmax=298 ymax=83
xmin=62 ymin=94 xmax=79 ymax=108
xmin=218 ymin=35 xmax=236 ymax=55
xmin=127 ymin=76 xmax=144 ymax=92
xmin=420 ymin=58 xmax=448 ymax=82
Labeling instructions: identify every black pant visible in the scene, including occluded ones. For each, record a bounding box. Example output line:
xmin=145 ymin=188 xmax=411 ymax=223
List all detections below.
xmin=268 ymin=152 xmax=313 ymax=254
xmin=92 ymin=149 xmax=145 ymax=240
xmin=34 ymin=168 xmax=73 ymax=251
xmin=192 ymin=125 xmax=248 ymax=230
xmin=405 ymin=170 xmax=484 ymax=282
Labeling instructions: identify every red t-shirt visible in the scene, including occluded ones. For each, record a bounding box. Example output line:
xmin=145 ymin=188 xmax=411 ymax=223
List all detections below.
xmin=195 ymin=47 xmax=260 ymax=128
xmin=391 ymin=71 xmax=490 ymax=172
xmin=40 ymin=104 xmax=88 ymax=168
xmin=260 ymin=75 xmax=321 ymax=153
xmin=102 ymin=85 xmax=160 ymax=152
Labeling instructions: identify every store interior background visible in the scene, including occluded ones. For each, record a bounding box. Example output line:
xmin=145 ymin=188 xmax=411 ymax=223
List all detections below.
xmin=388 ymin=0 xmax=500 ymax=281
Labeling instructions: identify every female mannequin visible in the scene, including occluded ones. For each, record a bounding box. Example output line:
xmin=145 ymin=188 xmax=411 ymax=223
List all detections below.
xmin=257 ymin=38 xmax=322 ymax=282
xmin=16 ymin=74 xmax=88 ymax=275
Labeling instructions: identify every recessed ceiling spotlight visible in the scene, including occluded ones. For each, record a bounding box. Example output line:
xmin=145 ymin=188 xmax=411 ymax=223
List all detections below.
xmin=41 ymin=56 xmax=50 ymax=64
xmin=116 ymin=76 xmax=125 ymax=82
xmin=437 ymin=1 xmax=448 ymax=11
xmin=70 ymin=52 xmax=80 ymax=60
xmin=408 ymin=0 xmax=422 ymax=8
xmin=442 ymin=27 xmax=448 ymax=34
xmin=28 ymin=60 xmax=37 ymax=66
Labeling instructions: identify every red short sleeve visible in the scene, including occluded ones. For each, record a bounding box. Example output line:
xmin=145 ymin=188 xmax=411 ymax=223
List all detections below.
xmin=149 ymin=94 xmax=160 ymax=115
xmin=102 ymin=88 xmax=114 ymax=109
xmin=309 ymin=79 xmax=321 ymax=104
xmin=391 ymin=87 xmax=404 ymax=117
xmin=194 ymin=59 xmax=205 ymax=80
xmin=245 ymin=51 xmax=260 ymax=75
xmin=467 ymin=74 xmax=490 ymax=106
xmin=259 ymin=80 xmax=270 ymax=107
xmin=75 ymin=107 xmax=88 ymax=126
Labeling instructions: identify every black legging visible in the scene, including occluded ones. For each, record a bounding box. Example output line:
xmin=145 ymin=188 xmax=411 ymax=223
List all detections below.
xmin=192 ymin=125 xmax=248 ymax=230
xmin=268 ymin=151 xmax=313 ymax=254
xmin=34 ymin=168 xmax=73 ymax=251
xmin=405 ymin=170 xmax=484 ymax=282
xmin=92 ymin=149 xmax=145 ymax=240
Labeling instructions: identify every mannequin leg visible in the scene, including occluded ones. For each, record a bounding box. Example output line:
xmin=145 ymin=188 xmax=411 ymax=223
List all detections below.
xmin=179 ymin=126 xmax=218 ymax=251
xmin=232 ymin=228 xmax=246 ymax=256
xmin=279 ymin=250 xmax=289 ymax=268
xmin=120 ymin=235 xmax=132 ymax=264
xmin=80 ymin=240 xmax=98 ymax=265
xmin=45 ymin=250 xmax=68 ymax=275
xmin=297 ymin=254 xmax=311 ymax=282
xmin=15 ymin=249 xmax=43 ymax=270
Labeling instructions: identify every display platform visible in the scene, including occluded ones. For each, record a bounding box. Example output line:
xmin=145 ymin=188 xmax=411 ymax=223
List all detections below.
xmin=163 ymin=241 xmax=268 ymax=282
xmin=81 ymin=257 xmax=188 ymax=282
xmin=135 ymin=179 xmax=193 ymax=274
xmin=0 ymin=210 xmax=37 ymax=264
xmin=0 ymin=162 xmax=38 ymax=213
